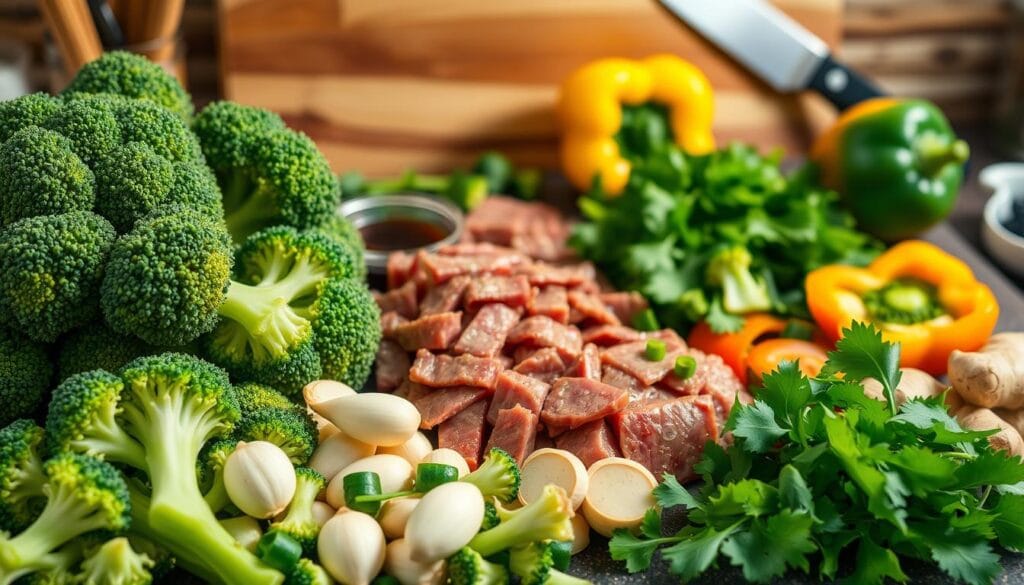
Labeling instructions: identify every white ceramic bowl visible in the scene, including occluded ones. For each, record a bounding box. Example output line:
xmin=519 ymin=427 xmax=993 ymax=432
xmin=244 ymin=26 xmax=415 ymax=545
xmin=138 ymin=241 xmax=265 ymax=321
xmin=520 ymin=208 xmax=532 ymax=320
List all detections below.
xmin=980 ymin=163 xmax=1024 ymax=279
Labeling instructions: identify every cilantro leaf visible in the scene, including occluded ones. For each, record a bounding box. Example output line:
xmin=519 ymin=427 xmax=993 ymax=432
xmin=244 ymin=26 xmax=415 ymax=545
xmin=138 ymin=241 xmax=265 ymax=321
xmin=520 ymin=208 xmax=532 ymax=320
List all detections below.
xmin=653 ymin=473 xmax=702 ymax=510
xmin=696 ymin=480 xmax=779 ymax=524
xmin=757 ymin=361 xmax=812 ymax=430
xmin=661 ymin=524 xmax=739 ymax=582
xmin=848 ymin=537 xmax=908 ymax=585
xmin=892 ymin=398 xmax=993 ymax=445
xmin=639 ymin=508 xmax=663 ymax=539
xmin=957 ymin=451 xmax=1024 ymax=489
xmin=929 ymin=538 xmax=1001 ymax=585
xmin=886 ymin=445 xmax=958 ymax=495
xmin=778 ymin=465 xmax=814 ymax=514
xmin=608 ymin=529 xmax=665 ymax=573
xmin=992 ymin=494 xmax=1024 ymax=552
xmin=820 ymin=322 xmax=901 ymax=412
xmin=732 ymin=401 xmax=788 ymax=453
xmin=721 ymin=511 xmax=816 ymax=583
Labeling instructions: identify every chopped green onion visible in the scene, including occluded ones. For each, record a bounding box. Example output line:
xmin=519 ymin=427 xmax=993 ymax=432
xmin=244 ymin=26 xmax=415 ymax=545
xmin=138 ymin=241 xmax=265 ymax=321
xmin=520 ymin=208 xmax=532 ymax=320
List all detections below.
xmin=343 ymin=471 xmax=383 ymax=515
xmin=255 ymin=531 xmax=302 ymax=573
xmin=549 ymin=540 xmax=572 ymax=571
xmin=645 ymin=339 xmax=666 ymax=361
xmin=632 ymin=308 xmax=660 ymax=332
xmin=415 ymin=463 xmax=459 ymax=493
xmin=780 ymin=319 xmax=814 ymax=341
xmin=674 ymin=355 xmax=697 ymax=380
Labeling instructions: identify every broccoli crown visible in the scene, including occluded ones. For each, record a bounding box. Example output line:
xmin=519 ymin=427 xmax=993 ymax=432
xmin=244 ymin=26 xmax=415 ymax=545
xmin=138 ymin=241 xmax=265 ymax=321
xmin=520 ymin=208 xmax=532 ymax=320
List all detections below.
xmin=93 ymin=142 xmax=175 ymax=232
xmin=77 ymin=537 xmax=154 ymax=585
xmin=233 ymin=383 xmax=297 ymax=415
xmin=0 ymin=420 xmax=47 ymax=532
xmin=56 ymin=323 xmax=151 ymax=381
xmin=706 ymin=245 xmax=771 ymax=315
xmin=285 ymin=558 xmax=332 ymax=585
xmin=101 ymin=207 xmax=232 ymax=347
xmin=0 ymin=328 xmax=53 ymax=427
xmin=0 ymin=211 xmax=116 ymax=342
xmin=42 ymin=95 xmax=122 ymax=167
xmin=0 ymin=127 xmax=95 ymax=225
xmin=311 ymin=278 xmax=381 ymax=390
xmin=235 ymin=407 xmax=317 ymax=465
xmin=234 ymin=226 xmax=360 ymax=283
xmin=462 ymin=448 xmax=521 ymax=504
xmin=468 ymin=485 xmax=574 ymax=557
xmin=62 ymin=51 xmax=194 ymax=121
xmin=192 ymin=102 xmax=338 ymax=243
xmin=269 ymin=467 xmax=325 ymax=556
xmin=0 ymin=93 xmax=61 ymax=144
xmin=447 ymin=547 xmax=510 ymax=585
xmin=164 ymin=160 xmax=224 ymax=220
xmin=312 ymin=215 xmax=366 ymax=281
xmin=44 ymin=370 xmax=147 ymax=470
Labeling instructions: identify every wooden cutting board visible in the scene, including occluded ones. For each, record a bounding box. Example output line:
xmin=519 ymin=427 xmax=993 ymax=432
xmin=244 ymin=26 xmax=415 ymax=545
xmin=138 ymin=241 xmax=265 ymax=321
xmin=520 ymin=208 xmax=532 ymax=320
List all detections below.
xmin=218 ymin=0 xmax=840 ymax=176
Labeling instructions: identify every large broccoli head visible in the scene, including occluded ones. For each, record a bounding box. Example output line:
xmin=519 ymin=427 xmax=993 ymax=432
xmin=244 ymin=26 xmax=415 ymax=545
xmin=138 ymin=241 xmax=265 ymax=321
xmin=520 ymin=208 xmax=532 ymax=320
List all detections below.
xmin=0 ymin=328 xmax=53 ymax=426
xmin=56 ymin=323 xmax=153 ymax=381
xmin=62 ymin=51 xmax=194 ymax=121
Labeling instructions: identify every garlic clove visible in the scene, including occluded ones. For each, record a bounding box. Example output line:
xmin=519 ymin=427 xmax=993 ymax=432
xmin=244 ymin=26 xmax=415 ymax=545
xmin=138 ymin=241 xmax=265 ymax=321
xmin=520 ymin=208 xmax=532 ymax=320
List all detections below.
xmin=325 ymin=454 xmax=414 ymax=510
xmin=319 ymin=510 xmax=386 ymax=585
xmin=223 ymin=441 xmax=296 ymax=519
xmin=404 ymin=481 xmax=484 ymax=563
xmin=310 ymin=393 xmax=420 ymax=447
xmin=384 ymin=538 xmax=446 ymax=585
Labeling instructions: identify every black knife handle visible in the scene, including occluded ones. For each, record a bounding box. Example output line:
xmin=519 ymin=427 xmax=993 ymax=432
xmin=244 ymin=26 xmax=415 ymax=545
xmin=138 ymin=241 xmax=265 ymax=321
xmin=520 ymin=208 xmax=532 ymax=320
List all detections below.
xmin=808 ymin=55 xmax=884 ymax=111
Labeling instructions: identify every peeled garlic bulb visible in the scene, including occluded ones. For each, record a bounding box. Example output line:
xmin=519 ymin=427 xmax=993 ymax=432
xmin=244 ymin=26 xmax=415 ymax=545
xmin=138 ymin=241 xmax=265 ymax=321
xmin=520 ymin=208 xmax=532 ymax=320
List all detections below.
xmin=223 ymin=441 xmax=295 ymax=519
xmin=405 ymin=482 xmax=484 ymax=563
xmin=319 ymin=510 xmax=386 ymax=585
xmin=309 ymin=393 xmax=420 ymax=447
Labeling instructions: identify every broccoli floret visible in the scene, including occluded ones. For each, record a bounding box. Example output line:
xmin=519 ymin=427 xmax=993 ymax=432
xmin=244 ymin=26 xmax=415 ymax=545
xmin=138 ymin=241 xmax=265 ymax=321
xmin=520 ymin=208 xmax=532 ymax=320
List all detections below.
xmin=164 ymin=160 xmax=225 ymax=220
xmin=93 ymin=142 xmax=175 ymax=232
xmin=44 ymin=370 xmax=146 ymax=469
xmin=0 ymin=127 xmax=94 ymax=225
xmin=235 ymin=408 xmax=317 ymax=465
xmin=62 ymin=51 xmax=193 ymax=121
xmin=0 ymin=421 xmax=47 ymax=533
xmin=14 ymin=538 xmax=87 ymax=585
xmin=0 ymin=93 xmax=61 ymax=144
xmin=313 ymin=215 xmax=366 ymax=281
xmin=462 ymin=448 xmax=521 ymax=504
xmin=76 ymin=537 xmax=154 ymax=585
xmin=56 ymin=324 xmax=151 ymax=381
xmin=286 ymin=558 xmax=332 ymax=585
xmin=125 ymin=535 xmax=174 ymax=580
xmin=468 ymin=485 xmax=574 ymax=557
xmin=705 ymin=246 xmax=771 ymax=315
xmin=192 ymin=102 xmax=339 ymax=243
xmin=481 ymin=501 xmax=500 ymax=532
xmin=234 ymin=383 xmax=297 ymax=415
xmin=447 ymin=547 xmax=509 ymax=585
xmin=269 ymin=467 xmax=325 ymax=555
xmin=0 ymin=212 xmax=116 ymax=342
xmin=114 ymin=353 xmax=283 ymax=585
xmin=309 ymin=278 xmax=381 ymax=391
xmin=41 ymin=95 xmax=122 ymax=167
xmin=0 ymin=329 xmax=52 ymax=427
xmin=0 ymin=453 xmax=130 ymax=582
xmin=510 ymin=542 xmax=591 ymax=585
xmin=197 ymin=438 xmax=237 ymax=515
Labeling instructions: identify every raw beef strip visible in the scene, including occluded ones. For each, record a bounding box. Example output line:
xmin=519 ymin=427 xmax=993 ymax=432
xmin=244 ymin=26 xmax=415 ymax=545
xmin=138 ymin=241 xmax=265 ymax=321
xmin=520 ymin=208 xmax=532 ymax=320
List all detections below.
xmin=439 ymin=399 xmax=488 ymax=470
xmin=438 ymin=243 xmax=521 ymax=257
xmin=419 ymin=251 xmax=525 ymax=284
xmin=567 ymin=291 xmax=621 ymax=326
xmin=373 ymin=280 xmax=418 ymax=319
xmin=615 ymin=395 xmax=719 ymax=482
xmin=527 ymin=286 xmax=570 ymax=324
xmin=533 ymin=432 xmax=556 ymax=452
xmin=629 ymin=387 xmax=678 ymax=403
xmin=658 ymin=349 xmax=746 ymax=423
xmin=507 ymin=316 xmax=583 ymax=361
xmin=511 ymin=225 xmax=573 ymax=263
xmin=599 ymin=292 xmax=649 ymax=325
xmin=601 ymin=340 xmax=686 ymax=386
xmin=419 ymin=276 xmax=470 ymax=316
xmin=485 ymin=405 xmax=539 ymax=465
xmin=381 ymin=312 xmax=410 ymax=338
xmin=524 ymin=262 xmax=597 ymax=288
xmin=454 ymin=304 xmax=521 ymax=358
xmin=512 ymin=348 xmax=566 ymax=384
xmin=541 ymin=377 xmax=629 ymax=429
xmin=409 ymin=350 xmax=504 ymax=390
xmin=568 ymin=309 xmax=586 ymax=325
xmin=387 ymin=252 xmax=415 ymax=290
xmin=392 ymin=379 xmax=419 ymax=401
xmin=487 ymin=371 xmax=551 ymax=424
xmin=375 ymin=340 xmax=410 ymax=391
xmin=648 ymin=329 xmax=686 ymax=346
xmin=564 ymin=343 xmax=601 ymax=380
xmin=555 ymin=420 xmax=621 ymax=468
xmin=393 ymin=312 xmax=463 ymax=351
xmin=465 ymin=197 xmax=564 ymax=247
xmin=411 ymin=386 xmax=489 ymax=429
xmin=582 ymin=325 xmax=643 ymax=346
xmin=602 ymin=365 xmax=645 ymax=392
xmin=464 ymin=275 xmax=532 ymax=311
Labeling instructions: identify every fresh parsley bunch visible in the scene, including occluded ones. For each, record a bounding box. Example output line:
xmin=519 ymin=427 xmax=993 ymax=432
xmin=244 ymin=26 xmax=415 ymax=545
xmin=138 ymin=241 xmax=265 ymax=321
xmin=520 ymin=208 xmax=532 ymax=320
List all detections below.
xmin=610 ymin=322 xmax=1024 ymax=584
xmin=569 ymin=141 xmax=881 ymax=333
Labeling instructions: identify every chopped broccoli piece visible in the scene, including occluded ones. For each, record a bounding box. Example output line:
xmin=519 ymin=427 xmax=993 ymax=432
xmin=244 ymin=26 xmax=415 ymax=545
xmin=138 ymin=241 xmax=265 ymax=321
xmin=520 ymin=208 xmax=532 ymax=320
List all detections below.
xmin=0 ymin=420 xmax=47 ymax=533
xmin=447 ymin=547 xmax=509 ymax=585
xmin=0 ymin=93 xmax=61 ymax=144
xmin=76 ymin=537 xmax=154 ymax=585
xmin=0 ymin=127 xmax=94 ymax=225
xmin=62 ymin=51 xmax=194 ymax=121
xmin=0 ymin=453 xmax=130 ymax=582
xmin=269 ymin=468 xmax=326 ymax=556
xmin=510 ymin=541 xmax=591 ymax=585
xmin=235 ymin=407 xmax=317 ymax=465
xmin=468 ymin=485 xmax=574 ymax=557
xmin=705 ymin=246 xmax=771 ymax=315
xmin=462 ymin=448 xmax=521 ymax=503
xmin=197 ymin=438 xmax=237 ymax=515
xmin=286 ymin=558 xmax=332 ymax=585
xmin=56 ymin=324 xmax=151 ymax=381
xmin=93 ymin=142 xmax=175 ymax=232
xmin=308 ymin=277 xmax=381 ymax=391
xmin=313 ymin=215 xmax=366 ymax=282
xmin=481 ymin=501 xmax=500 ymax=532
xmin=0 ymin=329 xmax=53 ymax=427
xmin=234 ymin=383 xmax=298 ymax=415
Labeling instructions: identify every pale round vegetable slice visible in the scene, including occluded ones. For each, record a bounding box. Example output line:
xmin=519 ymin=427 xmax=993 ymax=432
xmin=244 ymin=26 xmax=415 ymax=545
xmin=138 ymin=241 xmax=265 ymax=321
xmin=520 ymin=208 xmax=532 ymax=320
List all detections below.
xmin=319 ymin=510 xmax=386 ymax=585
xmin=570 ymin=512 xmax=591 ymax=555
xmin=223 ymin=441 xmax=296 ymax=519
xmin=405 ymin=481 xmax=485 ymax=563
xmin=326 ymin=454 xmax=414 ymax=509
xmin=384 ymin=538 xmax=446 ymax=585
xmin=420 ymin=448 xmax=470 ymax=478
xmin=581 ymin=457 xmax=657 ymax=537
xmin=309 ymin=429 xmax=377 ymax=484
xmin=379 ymin=497 xmax=420 ymax=540
xmin=518 ymin=448 xmax=588 ymax=510
xmin=380 ymin=432 xmax=434 ymax=467
xmin=310 ymin=393 xmax=421 ymax=447
xmin=219 ymin=516 xmax=262 ymax=553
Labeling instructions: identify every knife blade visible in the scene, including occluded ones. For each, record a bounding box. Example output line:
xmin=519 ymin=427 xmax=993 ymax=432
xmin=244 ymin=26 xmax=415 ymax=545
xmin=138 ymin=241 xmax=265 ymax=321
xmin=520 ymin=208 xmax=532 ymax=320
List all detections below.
xmin=658 ymin=0 xmax=882 ymax=110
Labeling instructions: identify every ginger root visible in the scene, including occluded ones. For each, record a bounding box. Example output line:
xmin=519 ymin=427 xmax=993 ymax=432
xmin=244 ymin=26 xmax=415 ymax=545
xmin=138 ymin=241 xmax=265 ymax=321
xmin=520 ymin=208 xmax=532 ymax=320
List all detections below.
xmin=949 ymin=333 xmax=1024 ymax=409
xmin=957 ymin=405 xmax=1024 ymax=457
xmin=863 ymin=367 xmax=950 ymax=407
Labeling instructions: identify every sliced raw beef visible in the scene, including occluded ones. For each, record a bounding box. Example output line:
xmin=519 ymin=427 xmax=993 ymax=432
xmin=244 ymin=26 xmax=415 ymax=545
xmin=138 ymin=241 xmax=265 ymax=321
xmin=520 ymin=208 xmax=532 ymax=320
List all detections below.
xmin=527 ymin=286 xmax=570 ymax=324
xmin=601 ymin=340 xmax=686 ymax=386
xmin=524 ymin=263 xmax=597 ymax=288
xmin=533 ymin=432 xmax=556 ymax=452
xmin=564 ymin=343 xmax=601 ymax=380
xmin=658 ymin=349 xmax=746 ymax=423
xmin=418 ymin=250 xmax=525 ymax=284
xmin=375 ymin=340 xmax=410 ymax=391
xmin=487 ymin=371 xmax=551 ymax=425
xmin=485 ymin=405 xmax=539 ymax=465
xmin=409 ymin=350 xmax=504 ymax=390
xmin=387 ymin=252 xmax=415 ymax=290
xmin=511 ymin=225 xmax=573 ymax=263
xmin=567 ymin=291 xmax=621 ymax=326
xmin=507 ymin=316 xmax=583 ymax=361
xmin=541 ymin=377 xmax=629 ymax=429
xmin=411 ymin=386 xmax=489 ymax=429
xmin=437 ymin=243 xmax=521 ymax=257
xmin=373 ymin=280 xmax=419 ymax=319
xmin=454 ymin=304 xmax=521 ymax=358
xmin=554 ymin=420 xmax=621 ymax=468
xmin=439 ymin=399 xmax=488 ymax=470
xmin=602 ymin=365 xmax=645 ymax=392
xmin=615 ymin=395 xmax=719 ymax=482
xmin=648 ymin=329 xmax=686 ymax=346
xmin=381 ymin=312 xmax=410 ymax=338
xmin=465 ymin=197 xmax=568 ymax=260
xmin=513 ymin=348 xmax=566 ymax=384
xmin=393 ymin=312 xmax=463 ymax=351
xmin=464 ymin=275 xmax=532 ymax=311
xmin=582 ymin=325 xmax=643 ymax=346
xmin=599 ymin=292 xmax=649 ymax=325
xmin=419 ymin=275 xmax=470 ymax=316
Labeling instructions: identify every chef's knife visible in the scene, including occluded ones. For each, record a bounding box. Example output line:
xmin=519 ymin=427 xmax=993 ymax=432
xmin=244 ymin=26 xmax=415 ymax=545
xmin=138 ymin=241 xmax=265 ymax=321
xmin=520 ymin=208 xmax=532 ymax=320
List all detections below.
xmin=657 ymin=0 xmax=882 ymax=110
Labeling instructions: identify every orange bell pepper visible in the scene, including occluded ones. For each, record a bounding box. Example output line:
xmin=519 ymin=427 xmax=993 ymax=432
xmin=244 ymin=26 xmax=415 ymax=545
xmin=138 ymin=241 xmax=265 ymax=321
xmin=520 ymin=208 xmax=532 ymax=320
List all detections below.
xmin=805 ymin=240 xmax=998 ymax=375
xmin=688 ymin=314 xmax=786 ymax=385
xmin=747 ymin=339 xmax=828 ymax=385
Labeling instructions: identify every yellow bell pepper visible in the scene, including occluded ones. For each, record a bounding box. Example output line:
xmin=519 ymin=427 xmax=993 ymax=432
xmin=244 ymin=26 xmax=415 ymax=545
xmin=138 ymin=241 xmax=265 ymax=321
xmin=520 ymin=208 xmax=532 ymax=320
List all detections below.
xmin=557 ymin=55 xmax=716 ymax=195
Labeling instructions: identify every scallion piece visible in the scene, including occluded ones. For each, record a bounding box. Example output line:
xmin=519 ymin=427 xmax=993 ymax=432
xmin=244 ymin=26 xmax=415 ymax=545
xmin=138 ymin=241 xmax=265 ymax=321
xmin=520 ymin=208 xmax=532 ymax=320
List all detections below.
xmin=255 ymin=531 xmax=302 ymax=573
xmin=632 ymin=308 xmax=660 ymax=332
xmin=415 ymin=463 xmax=459 ymax=493
xmin=549 ymin=540 xmax=572 ymax=571
xmin=343 ymin=471 xmax=383 ymax=515
xmin=674 ymin=355 xmax=697 ymax=380
xmin=645 ymin=339 xmax=666 ymax=361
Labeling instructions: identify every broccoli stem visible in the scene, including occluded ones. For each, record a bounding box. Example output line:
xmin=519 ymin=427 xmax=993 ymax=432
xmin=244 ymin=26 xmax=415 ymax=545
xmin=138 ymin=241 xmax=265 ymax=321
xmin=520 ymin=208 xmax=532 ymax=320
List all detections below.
xmin=223 ymin=181 xmax=281 ymax=243
xmin=468 ymin=487 xmax=573 ymax=557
